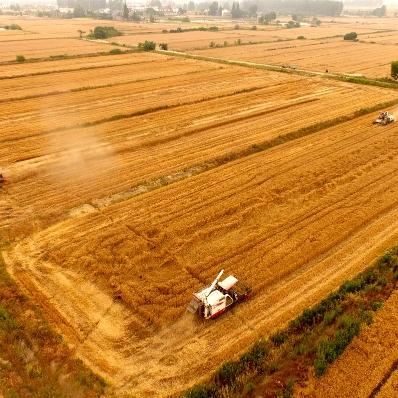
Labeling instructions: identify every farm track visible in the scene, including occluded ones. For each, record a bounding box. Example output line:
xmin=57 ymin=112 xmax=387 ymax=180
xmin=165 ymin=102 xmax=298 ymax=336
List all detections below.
xmin=5 ymin=113 xmax=398 ymax=397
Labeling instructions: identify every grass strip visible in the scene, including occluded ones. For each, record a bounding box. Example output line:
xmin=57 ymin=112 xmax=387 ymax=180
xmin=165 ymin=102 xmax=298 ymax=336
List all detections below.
xmin=183 ymin=246 xmax=398 ymax=398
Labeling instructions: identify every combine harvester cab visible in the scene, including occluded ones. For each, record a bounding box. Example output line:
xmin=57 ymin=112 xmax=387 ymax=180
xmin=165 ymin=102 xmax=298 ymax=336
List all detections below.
xmin=187 ymin=270 xmax=251 ymax=319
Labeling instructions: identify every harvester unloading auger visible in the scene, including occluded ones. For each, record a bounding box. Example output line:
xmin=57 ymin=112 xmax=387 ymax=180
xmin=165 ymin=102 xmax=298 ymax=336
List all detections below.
xmin=187 ymin=270 xmax=251 ymax=319
xmin=373 ymin=111 xmax=395 ymax=125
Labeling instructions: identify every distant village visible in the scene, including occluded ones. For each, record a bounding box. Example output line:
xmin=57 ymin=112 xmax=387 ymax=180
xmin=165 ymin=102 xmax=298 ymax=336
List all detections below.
xmin=0 ymin=0 xmax=396 ymax=19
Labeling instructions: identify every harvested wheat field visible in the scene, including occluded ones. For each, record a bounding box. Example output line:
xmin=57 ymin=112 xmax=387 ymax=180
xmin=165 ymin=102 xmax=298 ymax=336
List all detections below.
xmin=0 ymin=16 xmax=189 ymax=38
xmin=5 ymin=109 xmax=398 ymax=396
xmin=359 ymin=30 xmax=398 ymax=44
xmin=0 ymin=51 xmax=157 ymax=78
xmin=2 ymin=58 xmax=396 ymax=240
xmin=0 ymin=37 xmax=125 ymax=62
xmin=299 ymin=286 xmax=398 ymax=397
xmin=3 ymin=13 xmax=398 ymax=398
xmin=113 ymin=23 xmax=388 ymax=51
xmin=192 ymin=39 xmax=398 ymax=77
xmin=0 ymin=53 xmax=201 ymax=100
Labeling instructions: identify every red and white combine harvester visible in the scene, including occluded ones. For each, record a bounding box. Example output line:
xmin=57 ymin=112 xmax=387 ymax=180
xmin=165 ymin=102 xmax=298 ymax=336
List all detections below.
xmin=187 ymin=270 xmax=251 ymax=319
xmin=373 ymin=111 xmax=395 ymax=125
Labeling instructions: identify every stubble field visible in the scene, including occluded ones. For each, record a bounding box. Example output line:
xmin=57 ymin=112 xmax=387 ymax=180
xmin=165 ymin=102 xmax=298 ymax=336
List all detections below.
xmin=2 ymin=15 xmax=398 ymax=398
xmin=192 ymin=39 xmax=398 ymax=77
xmin=2 ymin=51 xmax=397 ymax=241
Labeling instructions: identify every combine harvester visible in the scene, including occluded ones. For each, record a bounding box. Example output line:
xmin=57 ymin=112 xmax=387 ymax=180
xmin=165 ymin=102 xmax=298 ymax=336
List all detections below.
xmin=187 ymin=270 xmax=251 ymax=319
xmin=373 ymin=111 xmax=395 ymax=125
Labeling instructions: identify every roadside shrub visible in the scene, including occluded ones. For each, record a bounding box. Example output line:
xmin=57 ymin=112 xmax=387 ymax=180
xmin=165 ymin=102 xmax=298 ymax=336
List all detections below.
xmin=209 ymin=41 xmax=215 ymax=48
xmin=223 ymin=41 xmax=228 ymax=47
xmin=216 ymin=361 xmax=241 ymax=385
xmin=16 ymin=55 xmax=25 ymax=62
xmin=91 ymin=26 xmax=121 ymax=39
xmin=4 ymin=24 xmax=22 ymax=30
xmin=297 ymin=35 xmax=305 ymax=39
xmin=209 ymin=26 xmax=218 ymax=31
xmin=271 ymin=331 xmax=288 ymax=346
xmin=371 ymin=301 xmax=383 ymax=311
xmin=391 ymin=61 xmax=398 ymax=80
xmin=251 ymin=25 xmax=257 ymax=30
xmin=314 ymin=315 xmax=360 ymax=376
xmin=234 ymin=24 xmax=240 ymax=29
xmin=344 ymin=32 xmax=357 ymax=41
xmin=323 ymin=305 xmax=342 ymax=326
xmin=239 ymin=339 xmax=269 ymax=369
xmin=162 ymin=29 xmax=168 ymax=33
xmin=159 ymin=42 xmax=168 ymax=50
xmin=0 ymin=306 xmax=19 ymax=331
xmin=109 ymin=48 xmax=122 ymax=54
xmin=138 ymin=40 xmax=156 ymax=51
xmin=183 ymin=384 xmax=216 ymax=398
xmin=283 ymin=378 xmax=295 ymax=398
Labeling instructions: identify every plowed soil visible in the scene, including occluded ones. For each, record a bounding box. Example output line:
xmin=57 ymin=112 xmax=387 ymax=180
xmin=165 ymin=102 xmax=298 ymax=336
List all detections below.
xmin=5 ymin=111 xmax=398 ymax=397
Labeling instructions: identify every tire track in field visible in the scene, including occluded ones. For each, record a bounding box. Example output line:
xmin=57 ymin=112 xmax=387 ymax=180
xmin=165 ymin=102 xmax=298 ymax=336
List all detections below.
xmin=370 ymin=360 xmax=398 ymax=398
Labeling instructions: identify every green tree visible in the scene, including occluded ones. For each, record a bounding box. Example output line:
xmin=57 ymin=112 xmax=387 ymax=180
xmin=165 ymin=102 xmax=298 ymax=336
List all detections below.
xmin=344 ymin=31 xmax=357 ymax=40
xmin=391 ymin=61 xmax=398 ymax=80
xmin=123 ymin=2 xmax=129 ymax=19
xmin=138 ymin=40 xmax=156 ymax=51
xmin=187 ymin=1 xmax=195 ymax=11
xmin=73 ymin=4 xmax=86 ymax=17
xmin=208 ymin=1 xmax=218 ymax=15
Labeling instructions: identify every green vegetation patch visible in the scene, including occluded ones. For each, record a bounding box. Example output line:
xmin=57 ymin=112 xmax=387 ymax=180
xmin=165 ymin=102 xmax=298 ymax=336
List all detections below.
xmin=88 ymin=26 xmax=122 ymax=39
